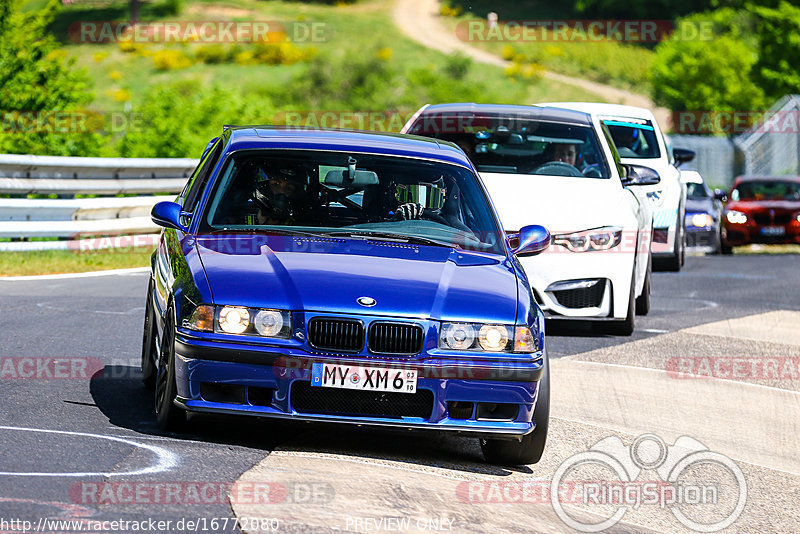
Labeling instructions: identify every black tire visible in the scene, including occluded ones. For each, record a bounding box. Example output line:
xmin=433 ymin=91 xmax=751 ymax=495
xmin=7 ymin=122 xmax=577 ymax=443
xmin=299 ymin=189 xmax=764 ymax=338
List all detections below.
xmin=141 ymin=280 xmax=157 ymax=390
xmin=481 ymin=354 xmax=549 ymax=465
xmin=663 ymin=222 xmax=683 ymax=272
xmin=154 ymin=306 xmax=186 ymax=431
xmin=635 ymin=256 xmax=651 ymax=316
xmin=606 ymin=273 xmax=635 ymax=336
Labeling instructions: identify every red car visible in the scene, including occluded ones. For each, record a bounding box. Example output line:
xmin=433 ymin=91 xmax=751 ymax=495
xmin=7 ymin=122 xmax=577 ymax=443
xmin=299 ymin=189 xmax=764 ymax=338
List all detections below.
xmin=721 ymin=175 xmax=800 ymax=253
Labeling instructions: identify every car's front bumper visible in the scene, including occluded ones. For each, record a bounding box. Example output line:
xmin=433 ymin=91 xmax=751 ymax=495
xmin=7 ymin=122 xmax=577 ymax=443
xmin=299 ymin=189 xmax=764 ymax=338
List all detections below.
xmin=518 ymin=247 xmax=635 ymax=319
xmin=686 ymin=225 xmax=718 ymax=252
xmin=651 ymin=206 xmax=679 ymax=256
xmin=172 ymin=335 xmax=545 ymax=439
xmin=723 ymin=222 xmax=800 ymax=246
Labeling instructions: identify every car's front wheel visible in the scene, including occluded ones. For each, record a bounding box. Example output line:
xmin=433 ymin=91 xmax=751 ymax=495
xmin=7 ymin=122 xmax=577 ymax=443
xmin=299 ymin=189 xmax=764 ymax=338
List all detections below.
xmin=141 ymin=280 xmax=157 ymax=390
xmin=605 ymin=272 xmax=636 ymax=336
xmin=635 ymin=256 xmax=651 ymax=316
xmin=481 ymin=355 xmax=549 ymax=465
xmin=154 ymin=306 xmax=186 ymax=431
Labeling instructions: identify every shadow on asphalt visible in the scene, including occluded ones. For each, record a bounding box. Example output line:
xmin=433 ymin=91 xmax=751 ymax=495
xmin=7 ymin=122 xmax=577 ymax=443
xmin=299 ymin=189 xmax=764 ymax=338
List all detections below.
xmin=89 ymin=365 xmax=530 ymax=477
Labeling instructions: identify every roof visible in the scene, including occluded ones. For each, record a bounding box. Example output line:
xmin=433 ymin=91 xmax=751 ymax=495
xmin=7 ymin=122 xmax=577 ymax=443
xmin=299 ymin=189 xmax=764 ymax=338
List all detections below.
xmin=409 ymin=103 xmax=593 ymax=126
xmin=222 ymin=127 xmax=472 ymax=168
xmin=537 ymin=102 xmax=656 ymax=123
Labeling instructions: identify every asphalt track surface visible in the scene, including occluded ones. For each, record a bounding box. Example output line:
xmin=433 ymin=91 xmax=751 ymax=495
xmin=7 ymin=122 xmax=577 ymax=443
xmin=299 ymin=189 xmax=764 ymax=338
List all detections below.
xmin=0 ymin=253 xmax=798 ymax=533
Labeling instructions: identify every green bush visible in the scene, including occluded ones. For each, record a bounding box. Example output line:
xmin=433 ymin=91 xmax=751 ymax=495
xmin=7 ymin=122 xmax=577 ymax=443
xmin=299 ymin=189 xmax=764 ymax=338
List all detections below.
xmin=152 ymin=49 xmax=193 ymax=71
xmin=0 ymin=0 xmax=102 ymax=156
xmin=651 ymin=35 xmax=765 ymax=113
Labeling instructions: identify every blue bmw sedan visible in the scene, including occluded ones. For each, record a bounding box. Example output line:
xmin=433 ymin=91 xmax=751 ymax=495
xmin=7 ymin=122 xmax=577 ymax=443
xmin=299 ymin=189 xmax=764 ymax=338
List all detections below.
xmin=143 ymin=127 xmax=551 ymax=464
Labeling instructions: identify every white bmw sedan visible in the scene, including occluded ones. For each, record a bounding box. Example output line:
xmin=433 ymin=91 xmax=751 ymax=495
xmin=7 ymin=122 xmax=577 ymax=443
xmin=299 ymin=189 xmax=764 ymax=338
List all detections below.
xmin=402 ymin=104 xmax=656 ymax=335
xmin=540 ymin=102 xmax=693 ymax=271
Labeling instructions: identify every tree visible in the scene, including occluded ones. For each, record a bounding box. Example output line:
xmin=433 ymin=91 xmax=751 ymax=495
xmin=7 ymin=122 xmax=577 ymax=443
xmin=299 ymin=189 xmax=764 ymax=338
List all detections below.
xmin=0 ymin=0 xmax=101 ymax=156
xmin=752 ymin=1 xmax=800 ymax=98
xmin=651 ymin=36 xmax=765 ymax=113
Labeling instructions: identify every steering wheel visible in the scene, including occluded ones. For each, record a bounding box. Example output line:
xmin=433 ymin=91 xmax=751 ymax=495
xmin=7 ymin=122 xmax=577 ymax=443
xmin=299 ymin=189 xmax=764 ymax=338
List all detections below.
xmin=582 ymin=164 xmax=603 ymax=178
xmin=531 ymin=161 xmax=584 ymax=177
xmin=420 ymin=208 xmax=450 ymax=226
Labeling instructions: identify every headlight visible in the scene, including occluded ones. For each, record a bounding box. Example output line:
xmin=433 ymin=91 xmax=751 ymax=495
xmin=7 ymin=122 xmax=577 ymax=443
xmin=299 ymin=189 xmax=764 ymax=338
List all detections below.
xmin=253 ymin=309 xmax=287 ymax=336
xmin=478 ymin=324 xmax=510 ymax=351
xmin=440 ymin=323 xmax=476 ymax=350
xmin=553 ymin=227 xmax=622 ymax=252
xmin=183 ymin=305 xmax=291 ymax=338
xmin=796 ymin=213 xmax=800 ymax=223
xmin=689 ymin=213 xmax=714 ymax=228
xmin=439 ymin=323 xmax=538 ymax=353
xmin=219 ymin=306 xmax=249 ymax=334
xmin=726 ymin=210 xmax=748 ymax=224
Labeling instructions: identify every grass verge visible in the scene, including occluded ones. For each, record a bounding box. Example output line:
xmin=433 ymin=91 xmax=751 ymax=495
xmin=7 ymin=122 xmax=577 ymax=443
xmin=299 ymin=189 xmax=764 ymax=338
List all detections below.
xmin=0 ymin=248 xmax=153 ymax=276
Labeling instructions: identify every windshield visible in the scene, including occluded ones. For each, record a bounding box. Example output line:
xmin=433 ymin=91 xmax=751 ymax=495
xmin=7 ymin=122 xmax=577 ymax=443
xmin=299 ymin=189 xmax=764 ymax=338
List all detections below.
xmin=687 ymin=182 xmax=710 ymax=199
xmin=199 ymin=150 xmax=506 ymax=254
xmin=407 ymin=114 xmax=609 ymax=178
xmin=731 ymin=180 xmax=800 ymax=201
xmin=603 ymin=119 xmax=661 ymax=159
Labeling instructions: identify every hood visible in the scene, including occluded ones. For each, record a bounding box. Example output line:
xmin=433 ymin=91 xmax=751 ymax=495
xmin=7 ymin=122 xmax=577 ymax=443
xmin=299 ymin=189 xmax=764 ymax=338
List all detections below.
xmin=479 ymin=173 xmax=634 ymax=234
xmin=194 ymin=234 xmax=520 ymax=323
xmin=686 ymin=197 xmax=715 ymax=215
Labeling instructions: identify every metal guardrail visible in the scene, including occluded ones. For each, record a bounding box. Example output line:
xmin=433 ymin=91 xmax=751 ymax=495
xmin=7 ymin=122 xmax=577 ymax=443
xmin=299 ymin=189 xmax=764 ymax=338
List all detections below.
xmin=0 ymin=154 xmax=198 ymax=251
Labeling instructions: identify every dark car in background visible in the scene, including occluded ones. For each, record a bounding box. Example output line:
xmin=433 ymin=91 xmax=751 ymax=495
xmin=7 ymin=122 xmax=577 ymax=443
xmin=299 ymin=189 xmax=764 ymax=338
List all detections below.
xmin=683 ymin=171 xmax=725 ymax=254
xmin=721 ymin=175 xmax=800 ymax=253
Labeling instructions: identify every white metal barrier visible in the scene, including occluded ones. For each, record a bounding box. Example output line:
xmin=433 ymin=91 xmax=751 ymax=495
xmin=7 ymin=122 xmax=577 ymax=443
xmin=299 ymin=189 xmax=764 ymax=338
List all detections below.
xmin=0 ymin=154 xmax=198 ymax=251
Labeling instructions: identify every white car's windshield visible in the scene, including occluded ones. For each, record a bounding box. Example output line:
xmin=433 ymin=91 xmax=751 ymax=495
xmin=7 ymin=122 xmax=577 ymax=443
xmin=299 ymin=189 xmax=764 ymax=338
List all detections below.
xmin=407 ymin=114 xmax=610 ymax=179
xmin=200 ymin=149 xmax=506 ymax=254
xmin=603 ymin=119 xmax=662 ymax=159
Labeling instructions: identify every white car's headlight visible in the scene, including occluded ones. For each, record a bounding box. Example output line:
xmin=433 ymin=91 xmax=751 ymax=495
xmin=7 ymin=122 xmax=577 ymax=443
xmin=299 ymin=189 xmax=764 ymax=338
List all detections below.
xmin=184 ymin=305 xmax=291 ymax=338
xmin=726 ymin=210 xmax=748 ymax=224
xmin=689 ymin=213 xmax=714 ymax=228
xmin=439 ymin=323 xmax=539 ymax=353
xmin=552 ymin=227 xmax=623 ymax=252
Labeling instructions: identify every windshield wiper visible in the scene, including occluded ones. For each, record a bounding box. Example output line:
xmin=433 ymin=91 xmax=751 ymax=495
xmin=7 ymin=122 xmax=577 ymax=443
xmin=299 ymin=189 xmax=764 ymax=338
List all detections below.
xmin=329 ymin=231 xmax=458 ymax=249
xmin=205 ymin=228 xmax=326 ymax=238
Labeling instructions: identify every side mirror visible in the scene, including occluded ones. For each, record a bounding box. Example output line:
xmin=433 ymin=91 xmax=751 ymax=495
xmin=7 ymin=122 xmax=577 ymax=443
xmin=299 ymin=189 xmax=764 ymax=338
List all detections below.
xmin=152 ymin=201 xmax=189 ymax=232
xmin=509 ymin=224 xmax=550 ymax=257
xmin=673 ymin=148 xmax=695 ymax=167
xmin=713 ymin=188 xmax=728 ymax=202
xmin=622 ymin=164 xmax=661 ymax=186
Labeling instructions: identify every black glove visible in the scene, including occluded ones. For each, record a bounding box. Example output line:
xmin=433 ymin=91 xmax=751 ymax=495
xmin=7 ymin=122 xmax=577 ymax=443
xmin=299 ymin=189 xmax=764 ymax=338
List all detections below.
xmin=393 ymin=202 xmax=424 ymax=221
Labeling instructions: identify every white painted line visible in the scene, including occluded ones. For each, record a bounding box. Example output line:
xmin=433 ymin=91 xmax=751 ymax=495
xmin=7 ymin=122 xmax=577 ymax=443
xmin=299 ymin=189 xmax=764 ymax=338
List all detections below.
xmin=0 ymin=266 xmax=149 ymax=281
xmin=641 ymin=328 xmax=669 ymax=333
xmin=0 ymin=425 xmax=178 ymax=477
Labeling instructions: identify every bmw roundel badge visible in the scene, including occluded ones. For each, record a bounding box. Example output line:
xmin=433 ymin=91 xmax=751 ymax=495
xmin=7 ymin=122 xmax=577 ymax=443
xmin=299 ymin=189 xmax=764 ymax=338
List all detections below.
xmin=357 ymin=296 xmax=377 ymax=307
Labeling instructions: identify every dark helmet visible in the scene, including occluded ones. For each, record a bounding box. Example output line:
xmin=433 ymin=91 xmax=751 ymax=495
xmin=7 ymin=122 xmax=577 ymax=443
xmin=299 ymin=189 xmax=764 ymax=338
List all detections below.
xmin=253 ymin=165 xmax=306 ymax=221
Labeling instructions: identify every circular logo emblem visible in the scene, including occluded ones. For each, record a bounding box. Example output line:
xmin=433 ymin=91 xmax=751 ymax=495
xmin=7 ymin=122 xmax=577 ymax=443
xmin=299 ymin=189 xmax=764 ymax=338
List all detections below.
xmin=357 ymin=296 xmax=376 ymax=307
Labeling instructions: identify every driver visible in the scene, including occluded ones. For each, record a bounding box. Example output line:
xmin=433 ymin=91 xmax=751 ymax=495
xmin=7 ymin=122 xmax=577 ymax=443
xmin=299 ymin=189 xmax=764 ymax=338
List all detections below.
xmin=251 ymin=165 xmax=306 ymax=225
xmin=545 ymin=141 xmax=579 ymax=167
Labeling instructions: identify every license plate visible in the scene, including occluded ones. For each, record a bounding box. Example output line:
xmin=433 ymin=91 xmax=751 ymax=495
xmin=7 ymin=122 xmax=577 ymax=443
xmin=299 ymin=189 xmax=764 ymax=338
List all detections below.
xmin=761 ymin=226 xmax=785 ymax=236
xmin=310 ymin=363 xmax=417 ymax=394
